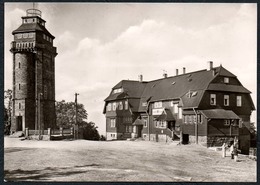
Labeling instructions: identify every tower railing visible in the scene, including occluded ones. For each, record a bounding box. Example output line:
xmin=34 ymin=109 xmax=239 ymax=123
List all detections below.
xmin=26 ymin=9 xmax=42 ymax=17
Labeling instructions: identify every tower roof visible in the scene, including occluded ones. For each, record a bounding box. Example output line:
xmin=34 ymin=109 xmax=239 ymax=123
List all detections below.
xmin=12 ymin=8 xmax=55 ymax=39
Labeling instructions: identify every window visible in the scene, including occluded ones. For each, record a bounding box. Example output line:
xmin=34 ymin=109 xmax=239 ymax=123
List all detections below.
xmin=107 ymin=103 xmax=111 ymax=111
xmin=197 ymin=114 xmax=202 ymax=124
xmin=210 ymin=94 xmax=216 ymax=105
xmin=113 ymin=88 xmax=122 ymax=94
xmin=126 ymin=126 xmax=133 ymax=133
xmin=110 ymin=119 xmax=116 ymax=127
xmin=18 ymin=84 xmax=21 ymax=90
xmin=224 ymin=120 xmax=230 ymax=126
xmin=112 ymin=102 xmax=116 ymax=111
xmin=143 ymin=134 xmax=147 ymax=138
xmin=174 ymin=104 xmax=178 ymax=113
xmin=189 ymin=115 xmax=192 ymax=124
xmin=18 ymin=62 xmax=21 ymax=68
xmin=19 ymin=103 xmax=21 ymax=109
xmin=43 ymin=34 xmax=46 ymax=40
xmin=143 ymin=119 xmax=147 ymax=127
xmin=119 ymin=101 xmax=123 ymax=110
xmin=184 ymin=115 xmax=188 ymax=123
xmin=154 ymin=101 xmax=162 ymax=108
xmin=142 ymin=102 xmax=147 ymax=106
xmin=193 ymin=115 xmax=197 ymax=124
xmin=178 ymin=108 xmax=182 ymax=119
xmin=224 ymin=95 xmax=229 ymax=106
xmin=155 ymin=120 xmax=166 ymax=128
xmin=237 ymin=96 xmax=242 ymax=107
xmin=125 ymin=101 xmax=128 ymax=110
xmin=111 ymin=134 xmax=116 ymax=138
xmin=224 ymin=77 xmax=229 ymax=83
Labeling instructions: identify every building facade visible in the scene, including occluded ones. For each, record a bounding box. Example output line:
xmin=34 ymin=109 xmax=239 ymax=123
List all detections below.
xmin=10 ymin=8 xmax=57 ymax=133
xmin=103 ymin=62 xmax=255 ymax=154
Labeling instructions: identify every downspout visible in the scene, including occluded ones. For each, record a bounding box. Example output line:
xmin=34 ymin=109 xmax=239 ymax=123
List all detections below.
xmin=146 ymin=101 xmax=151 ymax=141
xmin=193 ymin=107 xmax=198 ymax=144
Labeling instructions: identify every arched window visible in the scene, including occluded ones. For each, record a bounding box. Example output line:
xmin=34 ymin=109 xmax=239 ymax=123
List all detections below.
xmin=18 ymin=62 xmax=21 ymax=68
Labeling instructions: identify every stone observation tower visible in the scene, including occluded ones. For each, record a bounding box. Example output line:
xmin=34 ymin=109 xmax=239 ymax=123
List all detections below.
xmin=10 ymin=8 xmax=57 ymax=133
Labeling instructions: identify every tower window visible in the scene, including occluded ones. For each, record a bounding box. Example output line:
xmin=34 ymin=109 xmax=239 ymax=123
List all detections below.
xmin=224 ymin=95 xmax=229 ymax=106
xmin=18 ymin=84 xmax=21 ymax=90
xmin=18 ymin=62 xmax=21 ymax=68
xmin=19 ymin=103 xmax=21 ymax=109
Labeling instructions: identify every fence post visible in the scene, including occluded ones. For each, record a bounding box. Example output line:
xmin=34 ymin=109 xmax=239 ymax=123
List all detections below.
xmin=60 ymin=127 xmax=63 ymax=136
xmin=25 ymin=128 xmax=29 ymax=137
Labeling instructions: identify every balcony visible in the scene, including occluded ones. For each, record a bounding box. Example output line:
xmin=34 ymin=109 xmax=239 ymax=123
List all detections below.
xmin=10 ymin=41 xmax=36 ymax=52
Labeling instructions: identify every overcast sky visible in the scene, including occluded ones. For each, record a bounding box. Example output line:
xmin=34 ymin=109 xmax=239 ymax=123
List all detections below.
xmin=5 ymin=3 xmax=257 ymax=134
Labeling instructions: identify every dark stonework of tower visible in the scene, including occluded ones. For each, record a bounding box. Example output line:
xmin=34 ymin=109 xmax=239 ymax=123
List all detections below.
xmin=10 ymin=9 xmax=57 ymax=133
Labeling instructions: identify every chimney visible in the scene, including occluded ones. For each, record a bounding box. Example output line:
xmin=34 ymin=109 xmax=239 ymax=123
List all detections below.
xmin=176 ymin=69 xmax=179 ymax=76
xmin=163 ymin=72 xmax=168 ymax=78
xmin=138 ymin=74 xmax=143 ymax=82
xmin=138 ymin=75 xmax=143 ymax=82
xmin=208 ymin=61 xmax=213 ymax=70
xmin=183 ymin=67 xmax=186 ymax=74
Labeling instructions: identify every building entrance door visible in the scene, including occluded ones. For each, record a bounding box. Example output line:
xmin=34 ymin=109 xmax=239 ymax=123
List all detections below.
xmin=137 ymin=125 xmax=143 ymax=138
xmin=16 ymin=116 xmax=23 ymax=131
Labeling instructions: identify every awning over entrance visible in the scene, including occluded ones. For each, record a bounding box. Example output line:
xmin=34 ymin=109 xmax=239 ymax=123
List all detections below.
xmin=200 ymin=109 xmax=240 ymax=120
xmin=155 ymin=109 xmax=175 ymax=121
xmin=132 ymin=119 xmax=144 ymax=126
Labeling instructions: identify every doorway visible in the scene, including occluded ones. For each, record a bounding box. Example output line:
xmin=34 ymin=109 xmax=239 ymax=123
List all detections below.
xmin=16 ymin=116 xmax=23 ymax=131
xmin=137 ymin=125 xmax=143 ymax=138
xmin=182 ymin=134 xmax=189 ymax=144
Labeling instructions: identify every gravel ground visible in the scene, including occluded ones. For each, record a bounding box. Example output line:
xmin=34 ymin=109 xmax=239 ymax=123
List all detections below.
xmin=4 ymin=137 xmax=256 ymax=182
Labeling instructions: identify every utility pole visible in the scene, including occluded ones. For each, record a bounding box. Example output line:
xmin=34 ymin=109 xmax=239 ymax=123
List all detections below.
xmin=75 ymin=93 xmax=79 ymax=139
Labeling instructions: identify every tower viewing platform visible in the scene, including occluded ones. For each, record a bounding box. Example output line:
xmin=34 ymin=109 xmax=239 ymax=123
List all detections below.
xmin=26 ymin=8 xmax=42 ymax=17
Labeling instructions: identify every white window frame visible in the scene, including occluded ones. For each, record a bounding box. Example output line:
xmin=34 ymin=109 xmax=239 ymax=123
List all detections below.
xmin=110 ymin=119 xmax=116 ymax=127
xmin=224 ymin=95 xmax=229 ymax=106
xmin=193 ymin=115 xmax=197 ymax=124
xmin=237 ymin=96 xmax=242 ymax=107
xmin=119 ymin=101 xmax=123 ymax=110
xmin=112 ymin=102 xmax=116 ymax=111
xmin=154 ymin=101 xmax=162 ymax=108
xmin=107 ymin=103 xmax=111 ymax=111
xmin=224 ymin=77 xmax=229 ymax=84
xmin=125 ymin=101 xmax=128 ymax=110
xmin=210 ymin=94 xmax=216 ymax=105
xmin=174 ymin=104 xmax=178 ymax=113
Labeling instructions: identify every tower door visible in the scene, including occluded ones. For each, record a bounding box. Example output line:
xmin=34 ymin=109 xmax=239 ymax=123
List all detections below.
xmin=16 ymin=116 xmax=23 ymax=131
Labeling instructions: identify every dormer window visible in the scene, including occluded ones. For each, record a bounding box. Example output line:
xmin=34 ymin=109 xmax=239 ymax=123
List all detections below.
xmin=113 ymin=88 xmax=123 ymax=94
xmin=224 ymin=77 xmax=229 ymax=84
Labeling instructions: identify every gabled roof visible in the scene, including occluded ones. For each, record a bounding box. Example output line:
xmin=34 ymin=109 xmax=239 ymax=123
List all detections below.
xmin=104 ymin=65 xmax=254 ymax=113
xmin=216 ymin=65 xmax=236 ymax=77
xmin=200 ymin=109 xmax=240 ymax=120
xmin=12 ymin=23 xmax=55 ymax=38
xmin=104 ymin=80 xmax=147 ymax=101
